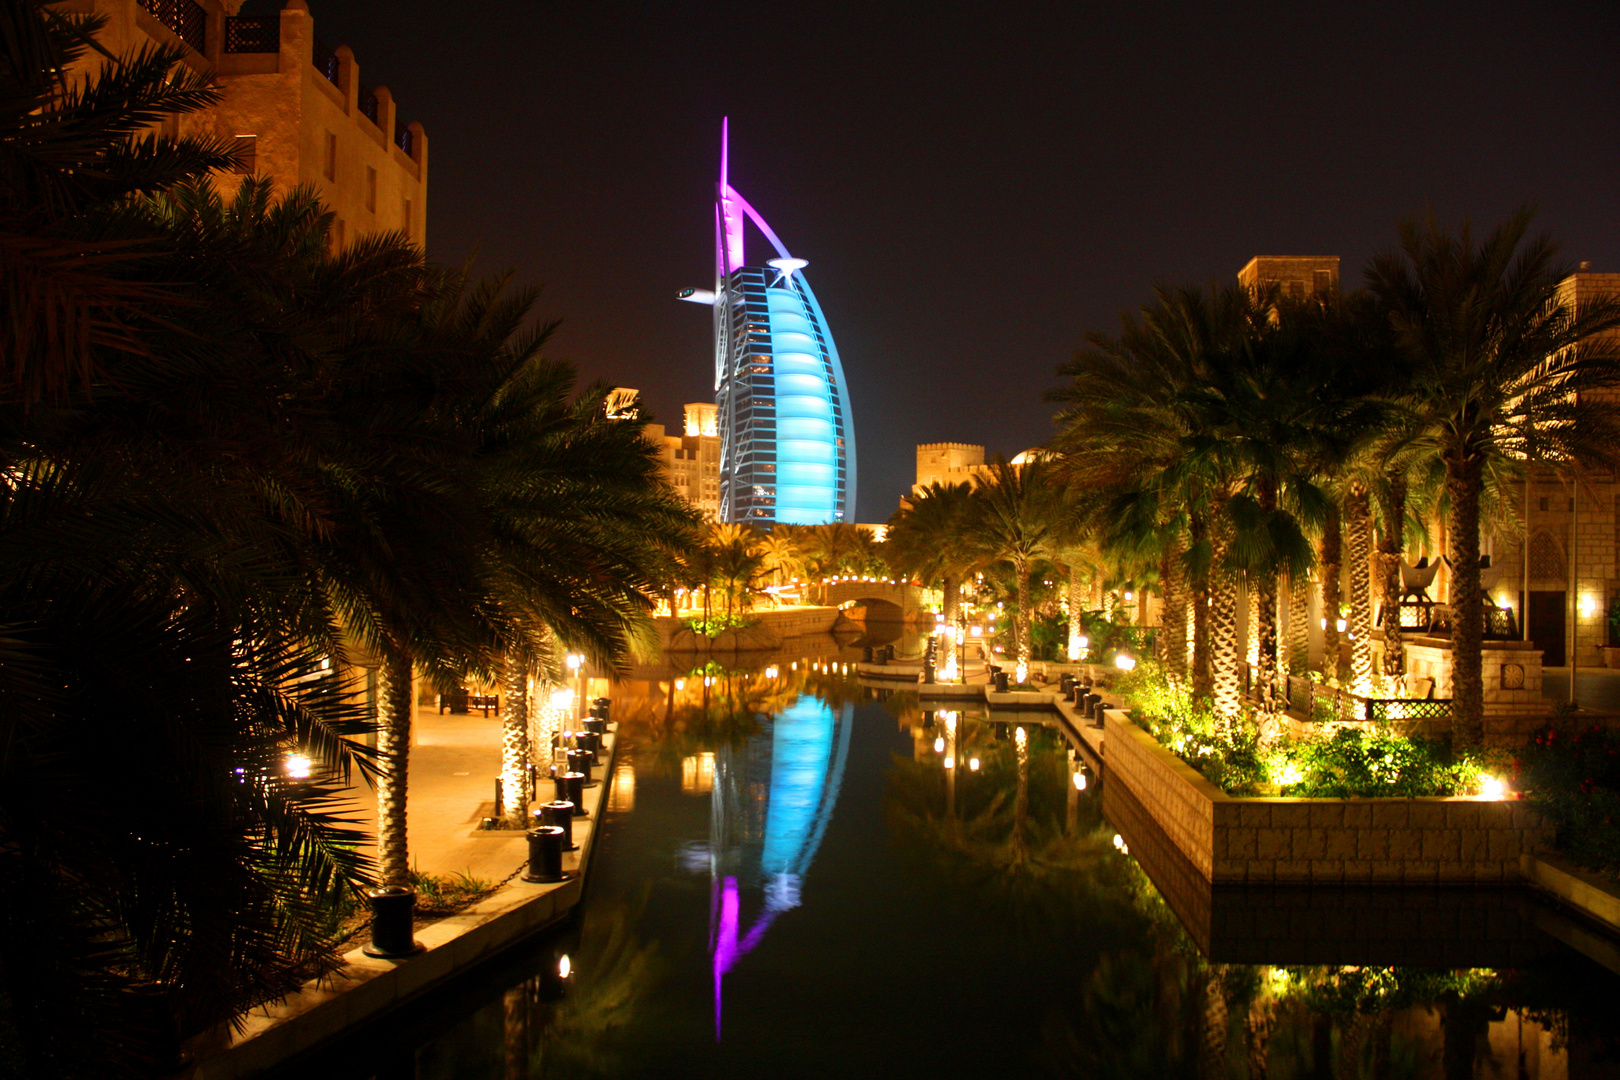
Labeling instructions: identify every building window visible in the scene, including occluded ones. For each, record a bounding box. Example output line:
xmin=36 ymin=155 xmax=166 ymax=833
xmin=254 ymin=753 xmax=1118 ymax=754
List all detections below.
xmin=323 ymin=131 xmax=337 ymax=181
xmin=231 ymin=135 xmax=257 ymax=175
xmin=365 ymin=166 xmax=376 ymax=212
xmin=1528 ymin=529 xmax=1566 ymax=580
xmin=1313 ymin=269 xmax=1332 ymax=294
xmin=1284 ymin=280 xmax=1306 ymax=300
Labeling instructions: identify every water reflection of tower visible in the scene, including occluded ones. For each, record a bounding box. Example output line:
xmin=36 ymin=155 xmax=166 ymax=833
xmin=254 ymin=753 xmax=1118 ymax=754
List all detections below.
xmin=709 ymin=694 xmax=853 ymax=1041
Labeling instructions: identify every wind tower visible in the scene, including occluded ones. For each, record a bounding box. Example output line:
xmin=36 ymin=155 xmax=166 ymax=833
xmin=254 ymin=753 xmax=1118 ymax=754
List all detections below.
xmin=679 ymin=119 xmax=857 ymax=525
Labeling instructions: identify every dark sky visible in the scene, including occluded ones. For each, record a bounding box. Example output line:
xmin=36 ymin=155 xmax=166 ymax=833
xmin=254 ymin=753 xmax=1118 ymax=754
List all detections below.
xmin=299 ymin=0 xmax=1620 ymax=521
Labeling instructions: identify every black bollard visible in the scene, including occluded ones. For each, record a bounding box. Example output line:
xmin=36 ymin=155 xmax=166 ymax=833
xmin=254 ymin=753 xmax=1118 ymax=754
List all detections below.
xmin=541 ymin=800 xmax=577 ymax=850
xmin=523 ymin=826 xmax=567 ymax=883
xmin=993 ymin=670 xmax=1010 ymax=693
xmin=564 ymin=771 xmax=588 ymax=816
xmin=552 ymin=771 xmax=570 ymax=803
xmin=583 ymin=717 xmax=606 ymax=738
xmin=578 ymin=731 xmax=601 ymax=765
xmin=1060 ymin=673 xmax=1075 ymax=696
xmin=863 ymin=645 xmax=874 ymax=662
xmin=362 ymin=886 xmax=422 ymax=958
xmin=568 ymin=748 xmax=595 ymax=786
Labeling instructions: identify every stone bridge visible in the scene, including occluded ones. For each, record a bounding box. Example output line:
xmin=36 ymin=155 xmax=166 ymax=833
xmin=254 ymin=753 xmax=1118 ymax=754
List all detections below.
xmin=807 ymin=578 xmax=925 ymax=622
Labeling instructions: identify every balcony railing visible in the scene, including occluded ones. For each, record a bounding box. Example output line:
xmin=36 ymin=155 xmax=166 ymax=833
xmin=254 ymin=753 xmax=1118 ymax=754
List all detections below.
xmin=140 ymin=0 xmax=206 ymax=55
xmin=312 ymin=38 xmax=339 ymax=85
xmin=223 ymin=15 xmax=278 ymax=53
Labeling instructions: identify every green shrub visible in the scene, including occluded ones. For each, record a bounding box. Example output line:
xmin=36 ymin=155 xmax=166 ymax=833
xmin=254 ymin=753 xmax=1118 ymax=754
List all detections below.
xmin=1273 ymin=727 xmax=1504 ymax=799
xmin=685 ymin=613 xmax=752 ymax=637
xmin=1519 ymin=723 xmax=1620 ymax=873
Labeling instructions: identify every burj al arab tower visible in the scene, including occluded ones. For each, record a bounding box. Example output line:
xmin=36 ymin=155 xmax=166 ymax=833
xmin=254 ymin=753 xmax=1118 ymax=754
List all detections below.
xmin=679 ymin=120 xmax=856 ymax=526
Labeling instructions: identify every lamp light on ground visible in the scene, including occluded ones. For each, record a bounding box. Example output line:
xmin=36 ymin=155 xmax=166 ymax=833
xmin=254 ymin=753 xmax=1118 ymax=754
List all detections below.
xmin=1479 ymin=774 xmax=1507 ymax=800
xmin=1015 ymin=659 xmax=1028 ymax=684
xmin=1114 ymin=653 xmax=1137 ymax=672
xmin=284 ymin=753 xmax=312 ymax=779
xmin=1276 ymin=761 xmax=1304 ymax=787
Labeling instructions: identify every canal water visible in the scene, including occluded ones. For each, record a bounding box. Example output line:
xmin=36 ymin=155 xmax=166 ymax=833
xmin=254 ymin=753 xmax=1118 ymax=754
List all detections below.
xmin=308 ymin=647 xmax=1620 ymax=1079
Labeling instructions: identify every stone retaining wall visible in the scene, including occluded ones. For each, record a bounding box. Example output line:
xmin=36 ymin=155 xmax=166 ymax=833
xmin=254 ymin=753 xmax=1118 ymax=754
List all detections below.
xmin=1102 ymin=713 xmax=1549 ymax=885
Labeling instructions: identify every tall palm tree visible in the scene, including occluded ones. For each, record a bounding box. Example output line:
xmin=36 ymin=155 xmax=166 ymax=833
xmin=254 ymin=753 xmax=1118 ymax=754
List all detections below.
xmin=885 ymin=481 xmax=980 ymax=620
xmin=964 ymin=456 xmax=1064 ymax=674
xmin=1368 ymin=211 xmax=1620 ymax=743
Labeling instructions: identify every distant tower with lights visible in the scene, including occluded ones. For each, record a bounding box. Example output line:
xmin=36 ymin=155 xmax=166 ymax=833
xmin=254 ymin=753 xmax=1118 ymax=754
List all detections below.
xmin=679 ymin=120 xmax=856 ymax=525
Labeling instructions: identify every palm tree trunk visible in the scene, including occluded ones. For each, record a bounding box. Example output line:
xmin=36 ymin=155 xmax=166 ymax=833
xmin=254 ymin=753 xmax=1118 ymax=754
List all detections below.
xmin=1246 ymin=577 xmax=1260 ymax=667
xmin=1161 ymin=536 xmax=1187 ymax=680
xmin=1244 ymin=999 xmax=1274 ymax=1079
xmin=1210 ymin=522 xmax=1242 ymax=725
xmin=376 ymin=650 xmax=414 ymax=888
xmin=1199 ymin=969 xmax=1229 ymax=1080
xmin=1066 ymin=567 xmax=1084 ymax=661
xmin=501 ymin=659 xmax=530 ymax=828
xmin=1191 ymin=515 xmax=1212 ymax=701
xmin=1016 ymin=564 xmax=1032 ymax=672
xmin=1379 ymin=474 xmax=1408 ymax=688
xmin=943 ymin=572 xmax=960 ymax=624
xmin=1448 ymin=455 xmax=1486 ymax=745
xmin=1347 ymin=484 xmax=1375 ymax=695
xmin=1320 ymin=507 xmax=1342 ymax=679
xmin=1256 ymin=574 xmax=1279 ymax=714
xmin=1286 ymin=572 xmax=1310 ymax=677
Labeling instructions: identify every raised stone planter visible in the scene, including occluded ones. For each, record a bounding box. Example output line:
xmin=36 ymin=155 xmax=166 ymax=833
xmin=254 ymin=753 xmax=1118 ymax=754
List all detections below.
xmin=1102 ymin=712 xmax=1550 ymax=885
xmin=658 ymin=606 xmax=852 ymax=652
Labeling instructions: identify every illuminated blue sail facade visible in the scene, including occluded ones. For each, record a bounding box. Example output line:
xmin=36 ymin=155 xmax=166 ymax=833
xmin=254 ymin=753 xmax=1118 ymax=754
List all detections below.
xmin=680 ymin=120 xmax=856 ymax=525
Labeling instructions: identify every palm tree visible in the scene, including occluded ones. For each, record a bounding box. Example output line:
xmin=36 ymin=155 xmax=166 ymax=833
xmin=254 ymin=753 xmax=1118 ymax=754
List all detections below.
xmin=964 ymin=456 xmax=1064 ymax=675
xmin=885 ymin=481 xmax=979 ymax=621
xmin=1367 ymin=211 xmax=1620 ymax=743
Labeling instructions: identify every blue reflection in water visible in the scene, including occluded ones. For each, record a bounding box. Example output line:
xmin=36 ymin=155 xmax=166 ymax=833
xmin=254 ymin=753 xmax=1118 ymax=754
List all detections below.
xmin=709 ymin=694 xmax=852 ymax=1041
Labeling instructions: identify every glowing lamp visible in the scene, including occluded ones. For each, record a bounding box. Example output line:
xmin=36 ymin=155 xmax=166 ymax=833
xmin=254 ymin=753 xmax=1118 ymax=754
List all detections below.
xmin=1115 ymin=653 xmax=1137 ymax=671
xmin=284 ymin=753 xmax=312 ymax=779
xmin=1336 ymin=618 xmax=1348 ymax=633
xmin=969 ymin=757 xmax=981 ymax=771
xmin=1479 ymin=774 xmax=1507 ymax=800
xmin=1067 ymin=642 xmax=1081 ymax=661
xmin=566 ymin=653 xmax=583 ymax=672
xmin=1015 ymin=659 xmax=1028 ymax=684
xmin=943 ymin=756 xmax=955 ymax=770
xmin=1073 ymin=771 xmax=1087 ymax=791
xmin=550 ymin=687 xmax=574 ymax=710
xmin=933 ymin=737 xmax=945 ymax=753
xmin=558 ymin=954 xmax=572 ymax=979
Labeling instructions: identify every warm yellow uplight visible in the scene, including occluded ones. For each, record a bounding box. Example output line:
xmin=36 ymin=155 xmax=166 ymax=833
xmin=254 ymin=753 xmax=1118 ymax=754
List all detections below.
xmin=1479 ymin=774 xmax=1507 ymax=800
xmin=943 ymin=756 xmax=955 ymax=770
xmin=284 ymin=753 xmax=312 ymax=779
xmin=969 ymin=757 xmax=981 ymax=771
xmin=1073 ymin=771 xmax=1087 ymax=791
xmin=933 ymin=736 xmax=945 ymax=753
xmin=1115 ymin=653 xmax=1137 ymax=671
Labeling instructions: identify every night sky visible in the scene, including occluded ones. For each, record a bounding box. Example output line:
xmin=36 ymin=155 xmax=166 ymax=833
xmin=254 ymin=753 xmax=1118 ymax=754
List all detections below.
xmin=294 ymin=0 xmax=1619 ymax=521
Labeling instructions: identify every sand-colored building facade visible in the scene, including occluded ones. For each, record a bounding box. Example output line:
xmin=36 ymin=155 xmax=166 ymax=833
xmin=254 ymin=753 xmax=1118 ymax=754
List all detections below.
xmin=55 ymin=0 xmax=427 ymax=247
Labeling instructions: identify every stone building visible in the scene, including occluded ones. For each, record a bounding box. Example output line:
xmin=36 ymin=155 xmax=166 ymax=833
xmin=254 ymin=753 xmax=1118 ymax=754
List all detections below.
xmin=1236 ymin=255 xmax=1340 ymax=300
xmin=913 ymin=442 xmax=987 ymax=492
xmin=644 ymin=403 xmax=722 ymax=522
xmin=58 ymin=0 xmax=428 ymax=247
